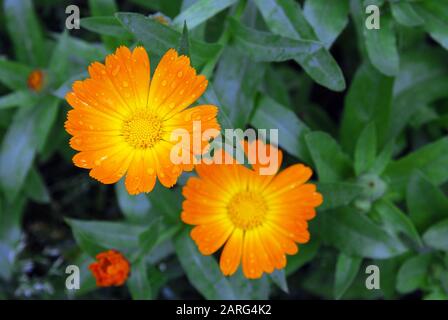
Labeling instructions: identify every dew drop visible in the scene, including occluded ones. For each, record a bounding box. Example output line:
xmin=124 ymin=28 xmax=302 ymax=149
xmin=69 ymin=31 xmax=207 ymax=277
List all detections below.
xmin=161 ymin=80 xmax=167 ymax=86
xmin=177 ymin=71 xmax=183 ymax=78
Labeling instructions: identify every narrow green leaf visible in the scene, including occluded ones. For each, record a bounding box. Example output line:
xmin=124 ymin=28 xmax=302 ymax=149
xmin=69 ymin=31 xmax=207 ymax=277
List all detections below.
xmin=214 ymin=46 xmax=266 ymax=128
xmin=385 ymin=137 xmax=448 ymax=196
xmin=173 ymin=0 xmax=238 ymax=30
xmin=0 ymin=58 xmax=33 ymax=90
xmin=320 ymin=208 xmax=408 ymax=259
xmin=396 ymin=254 xmax=432 ymax=294
xmin=228 ymin=18 xmax=322 ymax=62
xmin=305 ymin=131 xmax=353 ymax=182
xmin=251 ymin=95 xmax=310 ymax=161
xmin=423 ymin=219 xmax=448 ymax=251
xmin=340 ymin=63 xmax=394 ymax=154
xmin=389 ymin=49 xmax=448 ymax=141
xmin=178 ymin=21 xmax=191 ymax=57
xmin=115 ymin=179 xmax=151 ymax=223
xmin=303 ymin=0 xmax=349 ymax=48
xmin=269 ymin=269 xmax=289 ymax=293
xmin=49 ymin=31 xmax=70 ymax=86
xmin=373 ymin=199 xmax=422 ymax=247
xmin=363 ymin=12 xmax=399 ymax=76
xmin=317 ymin=182 xmax=362 ymax=211
xmin=174 ymin=229 xmax=238 ymax=300
xmin=354 ymin=123 xmax=377 ymax=176
xmin=88 ymin=0 xmax=121 ymax=49
xmin=391 ymin=2 xmax=424 ymax=27
xmin=371 ymin=140 xmax=394 ymax=175
xmin=3 ymin=0 xmax=45 ymax=66
xmin=285 ymin=239 xmax=319 ymax=276
xmin=24 ymin=167 xmax=50 ymax=204
xmin=128 ymin=260 xmax=152 ymax=300
xmin=334 ymin=253 xmax=362 ymax=300
xmin=138 ymin=218 xmax=164 ymax=258
xmin=0 ymin=91 xmax=33 ymax=110
xmin=406 ymin=171 xmax=448 ymax=233
xmin=66 ymin=219 xmax=145 ymax=257
xmin=254 ymin=0 xmax=346 ymax=91
xmin=147 ymin=183 xmax=182 ymax=224
xmin=415 ymin=0 xmax=448 ymax=50
xmin=116 ymin=12 xmax=221 ymax=67
xmin=81 ymin=16 xmax=132 ymax=38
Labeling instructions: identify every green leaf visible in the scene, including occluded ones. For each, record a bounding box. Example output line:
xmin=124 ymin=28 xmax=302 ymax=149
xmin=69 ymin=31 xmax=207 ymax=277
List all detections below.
xmin=116 ymin=12 xmax=221 ymax=67
xmin=251 ymin=95 xmax=310 ymax=161
xmin=340 ymin=63 xmax=394 ymax=154
xmin=254 ymin=0 xmax=345 ymax=91
xmin=0 ymin=58 xmax=33 ymax=90
xmin=24 ymin=167 xmax=50 ymax=204
xmin=0 ymin=91 xmax=33 ymax=110
xmin=115 ymin=179 xmax=151 ymax=223
xmin=48 ymin=31 xmax=70 ymax=87
xmin=373 ymin=199 xmax=422 ymax=248
xmin=88 ymin=0 xmax=121 ymax=49
xmin=354 ymin=123 xmax=377 ymax=176
xmin=3 ymin=0 xmax=45 ymax=66
xmin=128 ymin=260 xmax=152 ymax=300
xmin=371 ymin=140 xmax=394 ymax=175
xmin=317 ymin=182 xmax=362 ymax=211
xmin=228 ymin=18 xmax=322 ymax=62
xmin=214 ymin=46 xmax=266 ymax=128
xmin=334 ymin=253 xmax=362 ymax=300
xmin=363 ymin=12 xmax=399 ymax=76
xmin=81 ymin=16 xmax=132 ymax=38
xmin=174 ymin=229 xmax=238 ymax=299
xmin=66 ymin=219 xmax=145 ymax=257
xmin=0 ymin=107 xmax=39 ymax=201
xmin=320 ymin=208 xmax=408 ymax=259
xmin=285 ymin=239 xmax=319 ymax=276
xmin=423 ymin=219 xmax=448 ymax=251
xmin=305 ymin=131 xmax=353 ymax=182
xmin=138 ymin=218 xmax=164 ymax=259
xmin=173 ymin=0 xmax=238 ymax=30
xmin=269 ymin=269 xmax=289 ymax=293
xmin=391 ymin=2 xmax=424 ymax=27
xmin=178 ymin=21 xmax=190 ymax=57
xmin=396 ymin=254 xmax=432 ymax=294
xmin=303 ymin=0 xmax=349 ymax=48
xmin=406 ymin=171 xmax=448 ymax=232
xmin=415 ymin=0 xmax=448 ymax=50
xmin=389 ymin=49 xmax=448 ymax=141
xmin=147 ymin=183 xmax=182 ymax=224
xmin=385 ymin=137 xmax=448 ymax=196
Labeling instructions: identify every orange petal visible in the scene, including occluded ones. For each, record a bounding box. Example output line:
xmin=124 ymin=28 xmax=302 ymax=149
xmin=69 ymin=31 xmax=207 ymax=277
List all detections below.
xmin=191 ymin=220 xmax=234 ymax=255
xmin=219 ymin=228 xmax=243 ymax=276
xmin=242 ymin=230 xmax=263 ymax=279
xmin=148 ymin=49 xmax=208 ymax=118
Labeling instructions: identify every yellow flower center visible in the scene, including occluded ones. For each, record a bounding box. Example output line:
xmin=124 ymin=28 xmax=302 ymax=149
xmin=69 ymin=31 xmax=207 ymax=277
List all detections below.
xmin=122 ymin=109 xmax=163 ymax=149
xmin=227 ymin=191 xmax=268 ymax=230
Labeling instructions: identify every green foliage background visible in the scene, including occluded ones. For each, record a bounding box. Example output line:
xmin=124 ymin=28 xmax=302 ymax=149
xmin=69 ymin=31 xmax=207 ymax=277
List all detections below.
xmin=0 ymin=0 xmax=447 ymax=300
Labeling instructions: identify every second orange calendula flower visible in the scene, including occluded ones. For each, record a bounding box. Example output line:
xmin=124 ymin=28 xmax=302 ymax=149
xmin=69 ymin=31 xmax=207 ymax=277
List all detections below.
xmin=65 ymin=46 xmax=220 ymax=195
xmin=89 ymin=250 xmax=130 ymax=287
xmin=181 ymin=140 xmax=323 ymax=279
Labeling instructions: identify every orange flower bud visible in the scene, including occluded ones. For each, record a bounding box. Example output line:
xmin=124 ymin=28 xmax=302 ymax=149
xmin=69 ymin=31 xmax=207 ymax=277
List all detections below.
xmin=27 ymin=69 xmax=45 ymax=91
xmin=89 ymin=250 xmax=130 ymax=287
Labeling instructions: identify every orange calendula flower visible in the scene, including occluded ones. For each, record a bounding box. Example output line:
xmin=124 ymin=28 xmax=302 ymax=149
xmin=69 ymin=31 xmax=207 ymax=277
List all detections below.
xmin=65 ymin=46 xmax=220 ymax=194
xmin=27 ymin=69 xmax=45 ymax=91
xmin=89 ymin=250 xmax=130 ymax=287
xmin=181 ymin=140 xmax=323 ymax=279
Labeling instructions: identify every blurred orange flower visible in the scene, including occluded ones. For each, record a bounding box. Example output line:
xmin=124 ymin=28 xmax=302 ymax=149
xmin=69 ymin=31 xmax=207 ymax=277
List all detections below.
xmin=181 ymin=140 xmax=323 ymax=279
xmin=65 ymin=46 xmax=219 ymax=194
xmin=27 ymin=69 xmax=45 ymax=91
xmin=89 ymin=250 xmax=130 ymax=287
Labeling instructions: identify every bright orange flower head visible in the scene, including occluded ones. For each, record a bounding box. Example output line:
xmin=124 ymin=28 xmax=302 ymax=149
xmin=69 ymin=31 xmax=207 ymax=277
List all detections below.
xmin=89 ymin=250 xmax=130 ymax=287
xmin=181 ymin=140 xmax=323 ymax=279
xmin=65 ymin=46 xmax=220 ymax=194
xmin=27 ymin=69 xmax=45 ymax=91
